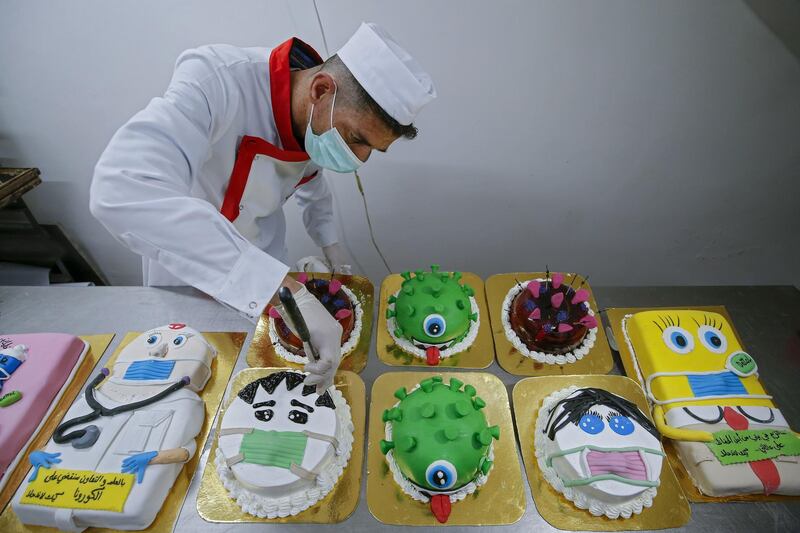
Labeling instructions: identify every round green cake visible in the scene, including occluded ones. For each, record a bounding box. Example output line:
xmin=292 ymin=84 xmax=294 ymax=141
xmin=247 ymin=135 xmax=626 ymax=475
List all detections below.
xmin=380 ymin=376 xmax=499 ymax=523
xmin=386 ymin=265 xmax=478 ymax=365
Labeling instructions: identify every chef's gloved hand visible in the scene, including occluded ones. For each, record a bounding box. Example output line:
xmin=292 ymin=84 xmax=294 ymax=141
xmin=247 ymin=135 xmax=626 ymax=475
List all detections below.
xmin=278 ymin=285 xmax=342 ymax=394
xmin=322 ymin=243 xmax=353 ymax=275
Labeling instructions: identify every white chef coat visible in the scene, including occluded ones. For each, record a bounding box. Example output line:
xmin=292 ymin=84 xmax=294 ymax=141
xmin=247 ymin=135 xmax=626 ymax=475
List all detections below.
xmin=90 ymin=38 xmax=338 ymax=321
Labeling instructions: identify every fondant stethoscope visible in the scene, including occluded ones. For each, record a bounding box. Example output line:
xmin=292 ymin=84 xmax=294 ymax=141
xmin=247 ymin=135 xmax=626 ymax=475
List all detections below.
xmin=53 ymin=368 xmax=189 ymax=449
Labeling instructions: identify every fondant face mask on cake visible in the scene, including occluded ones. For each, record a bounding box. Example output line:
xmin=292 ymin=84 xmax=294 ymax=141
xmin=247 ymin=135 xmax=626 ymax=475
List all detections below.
xmin=239 ymin=429 xmax=308 ymax=468
xmin=304 ymin=83 xmax=364 ymax=173
xmin=545 ymin=445 xmax=664 ymax=488
xmin=122 ymin=359 xmax=176 ymax=381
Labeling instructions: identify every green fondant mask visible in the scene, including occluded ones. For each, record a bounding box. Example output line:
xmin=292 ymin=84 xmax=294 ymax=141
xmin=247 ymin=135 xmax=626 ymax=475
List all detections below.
xmin=239 ymin=429 xmax=308 ymax=469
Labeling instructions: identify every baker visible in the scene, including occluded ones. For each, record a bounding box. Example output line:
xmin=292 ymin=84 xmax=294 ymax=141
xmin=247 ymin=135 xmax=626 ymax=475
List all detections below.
xmin=90 ymin=22 xmax=436 ymax=391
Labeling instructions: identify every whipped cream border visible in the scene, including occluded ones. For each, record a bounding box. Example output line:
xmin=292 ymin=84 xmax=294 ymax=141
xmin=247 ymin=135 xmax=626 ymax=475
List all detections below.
xmin=501 ymin=278 xmax=598 ymax=365
xmin=387 ymin=292 xmax=480 ymax=361
xmin=215 ymin=386 xmax=354 ymax=519
xmin=534 ymin=385 xmax=658 ymax=519
xmin=269 ymin=283 xmax=363 ymax=364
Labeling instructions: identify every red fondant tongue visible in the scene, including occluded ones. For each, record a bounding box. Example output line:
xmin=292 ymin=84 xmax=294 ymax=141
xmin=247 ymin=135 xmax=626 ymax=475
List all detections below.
xmin=426 ymin=346 xmax=441 ymax=366
xmin=430 ymin=494 xmax=451 ymax=523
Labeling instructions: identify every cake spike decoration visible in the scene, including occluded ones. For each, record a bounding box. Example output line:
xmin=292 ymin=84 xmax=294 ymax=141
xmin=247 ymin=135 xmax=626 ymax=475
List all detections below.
xmin=577 ymin=315 xmax=598 ymax=329
xmin=551 ymin=272 xmax=564 ymax=289
xmin=571 ymin=288 xmax=590 ymax=305
xmin=529 ymin=308 xmax=541 ymax=320
xmin=334 ymin=309 xmax=352 ymax=320
xmin=297 ymin=272 xmax=308 ymax=284
xmin=328 ymin=278 xmax=343 ymax=295
xmin=551 ymin=292 xmax=565 ymax=308
xmin=527 ymin=280 xmax=541 ymax=298
xmin=557 ymin=323 xmax=573 ymax=333
xmin=267 ymin=306 xmax=282 ymax=319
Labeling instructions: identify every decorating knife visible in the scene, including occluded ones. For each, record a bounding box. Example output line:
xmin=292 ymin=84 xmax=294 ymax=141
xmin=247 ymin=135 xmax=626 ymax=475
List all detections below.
xmin=278 ymin=286 xmax=321 ymax=362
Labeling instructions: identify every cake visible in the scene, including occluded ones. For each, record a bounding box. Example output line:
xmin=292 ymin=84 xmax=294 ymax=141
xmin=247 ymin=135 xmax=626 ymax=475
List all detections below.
xmin=502 ymin=272 xmax=598 ymax=364
xmin=0 ymin=334 xmax=89 ymax=494
xmin=621 ymin=310 xmax=800 ymax=496
xmin=386 ymin=265 xmax=479 ymax=365
xmin=266 ymin=273 xmax=362 ymax=364
xmin=379 ymin=376 xmax=499 ymax=523
xmin=13 ymin=323 xmax=216 ymax=531
xmin=215 ymin=370 xmax=353 ymax=518
xmin=535 ymin=386 xmax=665 ymax=519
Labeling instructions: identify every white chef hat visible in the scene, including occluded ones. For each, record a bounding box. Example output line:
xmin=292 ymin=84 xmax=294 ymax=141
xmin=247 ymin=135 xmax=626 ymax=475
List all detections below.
xmin=337 ymin=22 xmax=436 ymax=126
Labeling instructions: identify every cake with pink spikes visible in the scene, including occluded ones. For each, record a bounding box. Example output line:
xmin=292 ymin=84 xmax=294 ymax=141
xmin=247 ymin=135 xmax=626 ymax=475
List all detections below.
xmin=501 ymin=271 xmax=599 ymax=365
xmin=266 ymin=273 xmax=363 ymax=364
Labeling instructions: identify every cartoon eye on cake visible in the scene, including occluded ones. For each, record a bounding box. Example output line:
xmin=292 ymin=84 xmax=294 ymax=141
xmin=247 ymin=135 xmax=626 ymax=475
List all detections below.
xmin=266 ymin=273 xmax=362 ymax=364
xmin=216 ymin=370 xmax=354 ymax=518
xmin=622 ymin=309 xmax=800 ymax=498
xmin=535 ymin=387 xmax=665 ymax=519
xmin=380 ymin=376 xmax=499 ymax=523
xmin=502 ymin=271 xmax=599 ymax=365
xmin=145 ymin=333 xmax=161 ymax=345
xmin=171 ymin=334 xmax=188 ymax=347
xmin=386 ymin=265 xmax=479 ymax=366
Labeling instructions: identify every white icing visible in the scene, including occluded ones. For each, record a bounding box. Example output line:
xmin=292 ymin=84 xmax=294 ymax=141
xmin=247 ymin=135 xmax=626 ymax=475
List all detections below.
xmin=215 ymin=376 xmax=353 ymax=518
xmin=387 ymin=293 xmax=480 ymax=361
xmin=501 ymin=279 xmax=597 ymax=365
xmin=270 ymin=284 xmax=362 ymax=364
xmin=534 ymin=386 xmax=662 ymax=519
xmin=382 ymin=384 xmax=492 ymax=504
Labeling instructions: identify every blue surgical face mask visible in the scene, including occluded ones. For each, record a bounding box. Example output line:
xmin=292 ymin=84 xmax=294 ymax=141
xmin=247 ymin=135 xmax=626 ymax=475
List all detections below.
xmin=304 ymin=83 xmax=364 ymax=173
xmin=123 ymin=359 xmax=176 ymax=381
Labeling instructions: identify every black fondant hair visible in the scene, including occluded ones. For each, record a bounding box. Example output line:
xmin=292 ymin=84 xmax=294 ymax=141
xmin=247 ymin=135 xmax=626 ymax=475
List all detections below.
xmin=237 ymin=371 xmax=334 ymax=409
xmin=543 ymin=388 xmax=659 ymax=440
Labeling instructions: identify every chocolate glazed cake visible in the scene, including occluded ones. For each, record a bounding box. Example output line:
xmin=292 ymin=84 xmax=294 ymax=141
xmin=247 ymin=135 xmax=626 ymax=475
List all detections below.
xmin=508 ymin=273 xmax=597 ymax=355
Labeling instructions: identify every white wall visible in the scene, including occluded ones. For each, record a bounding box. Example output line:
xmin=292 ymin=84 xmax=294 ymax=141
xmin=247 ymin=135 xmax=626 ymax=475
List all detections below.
xmin=2 ymin=0 xmax=799 ymax=287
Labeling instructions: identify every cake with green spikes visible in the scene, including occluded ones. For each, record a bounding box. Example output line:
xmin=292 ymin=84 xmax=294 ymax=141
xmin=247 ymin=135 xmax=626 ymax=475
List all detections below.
xmin=386 ymin=265 xmax=479 ymax=365
xmin=380 ymin=376 xmax=499 ymax=523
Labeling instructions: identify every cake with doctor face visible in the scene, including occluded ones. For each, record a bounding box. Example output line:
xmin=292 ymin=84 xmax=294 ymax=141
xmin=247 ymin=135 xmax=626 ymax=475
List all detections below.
xmin=502 ymin=272 xmax=599 ymax=365
xmin=535 ymin=387 xmax=664 ymax=519
xmin=621 ymin=310 xmax=800 ymax=496
xmin=386 ymin=265 xmax=479 ymax=366
xmin=266 ymin=273 xmax=362 ymax=364
xmin=215 ymin=370 xmax=353 ymax=518
xmin=380 ymin=376 xmax=499 ymax=523
xmin=13 ymin=323 xmax=216 ymax=531
xmin=0 ymin=334 xmax=89 ymax=494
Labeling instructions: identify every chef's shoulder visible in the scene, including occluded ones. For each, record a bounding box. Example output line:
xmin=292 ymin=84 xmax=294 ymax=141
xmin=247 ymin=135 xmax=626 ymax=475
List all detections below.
xmin=169 ymin=44 xmax=270 ymax=89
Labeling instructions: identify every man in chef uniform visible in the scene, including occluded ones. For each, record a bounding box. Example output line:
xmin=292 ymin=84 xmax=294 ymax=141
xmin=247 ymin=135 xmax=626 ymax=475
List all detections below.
xmin=90 ymin=23 xmax=436 ymax=391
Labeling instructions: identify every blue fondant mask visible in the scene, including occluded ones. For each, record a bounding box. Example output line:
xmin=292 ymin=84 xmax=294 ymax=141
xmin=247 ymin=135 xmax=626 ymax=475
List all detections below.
xmin=686 ymin=371 xmax=747 ymax=397
xmin=122 ymin=359 xmax=176 ymax=381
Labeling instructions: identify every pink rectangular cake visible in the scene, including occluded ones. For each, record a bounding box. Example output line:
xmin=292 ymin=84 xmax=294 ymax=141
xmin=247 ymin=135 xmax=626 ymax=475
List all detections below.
xmin=0 ymin=333 xmax=89 ymax=491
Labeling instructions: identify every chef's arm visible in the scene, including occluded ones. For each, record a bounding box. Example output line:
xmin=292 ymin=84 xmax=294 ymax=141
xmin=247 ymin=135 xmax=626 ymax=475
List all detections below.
xmin=90 ymin=46 xmax=289 ymax=321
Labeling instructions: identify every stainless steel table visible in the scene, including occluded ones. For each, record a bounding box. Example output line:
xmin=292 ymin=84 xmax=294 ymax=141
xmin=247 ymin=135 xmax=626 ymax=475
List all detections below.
xmin=1 ymin=285 xmax=799 ymax=532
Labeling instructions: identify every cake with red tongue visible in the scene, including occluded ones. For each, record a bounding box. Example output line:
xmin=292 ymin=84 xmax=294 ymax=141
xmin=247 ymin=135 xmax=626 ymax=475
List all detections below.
xmin=502 ymin=271 xmax=599 ymax=365
xmin=380 ymin=376 xmax=498 ymax=523
xmin=266 ymin=273 xmax=362 ymax=364
xmin=535 ymin=386 xmax=665 ymax=519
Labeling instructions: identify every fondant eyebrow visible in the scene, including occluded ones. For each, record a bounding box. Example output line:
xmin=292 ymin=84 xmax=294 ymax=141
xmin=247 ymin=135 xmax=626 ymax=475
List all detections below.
xmin=252 ymin=400 xmax=276 ymax=409
xmin=291 ymin=399 xmax=315 ymax=412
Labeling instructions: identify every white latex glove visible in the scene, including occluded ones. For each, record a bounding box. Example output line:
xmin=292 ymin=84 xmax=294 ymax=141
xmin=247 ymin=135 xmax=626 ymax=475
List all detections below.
xmin=277 ymin=285 xmax=343 ymax=393
xmin=322 ymin=243 xmax=353 ymax=275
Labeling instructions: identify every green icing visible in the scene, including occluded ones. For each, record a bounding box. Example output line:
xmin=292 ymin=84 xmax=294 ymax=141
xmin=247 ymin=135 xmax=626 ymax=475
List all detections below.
xmin=380 ymin=377 xmax=499 ymax=492
xmin=388 ymin=264 xmax=476 ymax=345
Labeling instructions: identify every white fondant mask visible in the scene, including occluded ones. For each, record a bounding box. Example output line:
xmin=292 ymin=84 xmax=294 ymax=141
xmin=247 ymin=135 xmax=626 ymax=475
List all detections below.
xmin=110 ymin=323 xmax=216 ymax=392
xmin=219 ymin=372 xmax=338 ymax=489
xmin=544 ymin=389 xmax=664 ymax=498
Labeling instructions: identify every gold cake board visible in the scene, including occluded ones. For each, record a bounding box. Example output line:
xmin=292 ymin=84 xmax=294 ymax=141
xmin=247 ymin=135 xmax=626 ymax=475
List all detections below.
xmin=0 ymin=331 xmax=245 ymax=533
xmin=377 ymin=272 xmax=495 ymax=368
xmin=247 ymin=273 xmax=373 ymax=373
xmin=367 ymin=371 xmax=526 ymax=526
xmin=607 ymin=306 xmax=800 ymax=504
xmin=486 ymin=272 xmax=614 ymax=376
xmin=0 ymin=334 xmax=114 ymax=513
xmin=513 ymin=374 xmax=691 ymax=530
xmin=196 ymin=368 xmax=365 ymax=524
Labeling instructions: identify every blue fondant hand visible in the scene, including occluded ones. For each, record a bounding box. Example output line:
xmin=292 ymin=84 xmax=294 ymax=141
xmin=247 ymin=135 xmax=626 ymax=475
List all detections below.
xmin=28 ymin=450 xmax=61 ymax=481
xmin=121 ymin=451 xmax=158 ymax=484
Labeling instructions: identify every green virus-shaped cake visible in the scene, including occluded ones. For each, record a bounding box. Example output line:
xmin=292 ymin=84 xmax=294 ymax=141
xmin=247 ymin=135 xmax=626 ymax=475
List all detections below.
xmin=380 ymin=376 xmax=499 ymax=523
xmin=386 ymin=264 xmax=478 ymax=365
